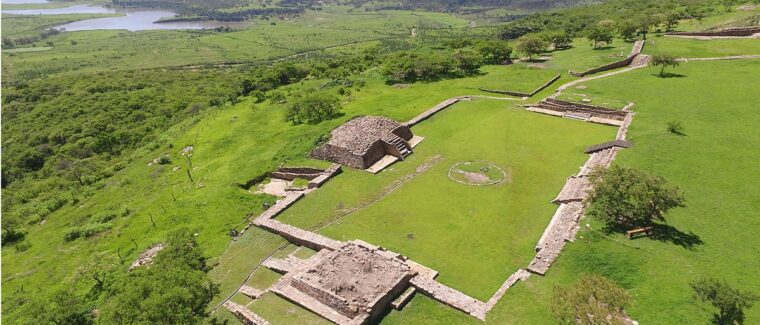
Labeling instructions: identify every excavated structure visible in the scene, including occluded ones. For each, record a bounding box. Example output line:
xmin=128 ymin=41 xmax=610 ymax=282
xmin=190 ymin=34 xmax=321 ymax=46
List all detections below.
xmin=310 ymin=116 xmax=414 ymax=169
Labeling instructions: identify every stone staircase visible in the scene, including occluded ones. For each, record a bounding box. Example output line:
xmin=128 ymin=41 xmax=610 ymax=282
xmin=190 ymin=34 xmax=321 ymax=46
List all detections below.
xmin=386 ymin=135 xmax=412 ymax=159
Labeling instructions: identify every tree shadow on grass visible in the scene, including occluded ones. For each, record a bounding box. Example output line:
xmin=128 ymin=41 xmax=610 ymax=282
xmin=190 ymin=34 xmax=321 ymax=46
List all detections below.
xmin=654 ymin=72 xmax=687 ymax=78
xmin=592 ymin=46 xmax=614 ymax=50
xmin=650 ymin=223 xmax=704 ymax=250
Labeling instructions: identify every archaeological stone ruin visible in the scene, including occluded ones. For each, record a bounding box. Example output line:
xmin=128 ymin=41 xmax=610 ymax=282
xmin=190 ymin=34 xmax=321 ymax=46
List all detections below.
xmin=310 ymin=116 xmax=415 ymax=169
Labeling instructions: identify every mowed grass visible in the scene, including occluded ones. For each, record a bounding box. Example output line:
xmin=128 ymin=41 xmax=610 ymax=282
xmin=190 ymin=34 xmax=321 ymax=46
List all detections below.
xmin=377 ymin=57 xmax=760 ymax=325
xmin=645 ymin=35 xmax=760 ymax=58
xmin=545 ymin=38 xmax=634 ymax=73
xmin=303 ymin=101 xmax=615 ymax=300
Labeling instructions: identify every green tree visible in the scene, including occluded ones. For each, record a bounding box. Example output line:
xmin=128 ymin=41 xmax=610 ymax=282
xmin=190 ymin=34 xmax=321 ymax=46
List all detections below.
xmin=552 ymin=274 xmax=632 ymax=325
xmin=515 ymin=35 xmax=548 ymax=60
xmin=285 ymin=91 xmax=342 ymax=125
xmin=452 ymin=48 xmax=483 ymax=74
xmin=1 ymin=213 xmax=25 ymax=245
xmin=587 ymin=166 xmax=685 ymax=229
xmin=651 ymin=54 xmax=680 ymax=77
xmin=618 ymin=21 xmax=638 ymax=41
xmin=99 ymin=229 xmax=220 ymax=324
xmin=476 ymin=40 xmax=513 ymax=64
xmin=665 ymin=11 xmax=682 ymax=32
xmin=543 ymin=31 xmax=573 ymax=49
xmin=587 ymin=25 xmax=614 ymax=48
xmin=692 ymin=278 xmax=759 ymax=325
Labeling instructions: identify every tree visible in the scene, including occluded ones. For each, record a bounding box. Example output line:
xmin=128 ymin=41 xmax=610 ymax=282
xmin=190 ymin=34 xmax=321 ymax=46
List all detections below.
xmin=99 ymin=229 xmax=220 ymax=324
xmin=1 ymin=213 xmax=25 ymax=245
xmin=476 ymin=40 xmax=513 ymax=64
xmin=587 ymin=166 xmax=685 ymax=229
xmin=452 ymin=48 xmax=482 ymax=74
xmin=692 ymin=278 xmax=759 ymax=324
xmin=637 ymin=15 xmax=661 ymax=40
xmin=618 ymin=21 xmax=638 ymax=41
xmin=651 ymin=54 xmax=680 ymax=77
xmin=552 ymin=274 xmax=632 ymax=325
xmin=543 ymin=31 xmax=573 ymax=50
xmin=515 ymin=35 xmax=548 ymax=60
xmin=587 ymin=26 xmax=614 ymax=48
xmin=285 ymin=91 xmax=342 ymax=125
xmin=665 ymin=11 xmax=682 ymax=32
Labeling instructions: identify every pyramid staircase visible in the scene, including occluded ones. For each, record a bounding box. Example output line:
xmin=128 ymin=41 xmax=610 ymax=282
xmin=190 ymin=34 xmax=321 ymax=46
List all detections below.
xmin=386 ymin=135 xmax=412 ymax=159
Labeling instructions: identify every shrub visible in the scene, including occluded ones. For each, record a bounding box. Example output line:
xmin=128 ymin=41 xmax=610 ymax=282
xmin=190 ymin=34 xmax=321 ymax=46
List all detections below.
xmin=157 ymin=155 xmax=171 ymax=165
xmin=93 ymin=211 xmax=118 ymax=223
xmin=63 ymin=222 xmax=112 ymax=242
xmin=285 ymin=91 xmax=342 ymax=125
xmin=667 ymin=120 xmax=685 ymax=135
xmin=552 ymin=274 xmax=631 ymax=324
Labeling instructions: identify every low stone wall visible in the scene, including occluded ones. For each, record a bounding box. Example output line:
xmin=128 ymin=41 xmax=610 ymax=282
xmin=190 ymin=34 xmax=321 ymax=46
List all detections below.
xmin=405 ymin=96 xmax=470 ymax=127
xmin=543 ymin=98 xmax=629 ymax=121
xmin=666 ymin=26 xmax=760 ymax=37
xmin=256 ymin=219 xmax=343 ymax=251
xmin=479 ymin=74 xmax=561 ymax=97
xmin=410 ymin=276 xmax=488 ymax=320
xmin=271 ymin=167 xmax=325 ymax=181
xmin=570 ymin=40 xmax=645 ymax=77
xmin=223 ymin=301 xmax=270 ymax=325
xmin=308 ymin=163 xmax=342 ymax=189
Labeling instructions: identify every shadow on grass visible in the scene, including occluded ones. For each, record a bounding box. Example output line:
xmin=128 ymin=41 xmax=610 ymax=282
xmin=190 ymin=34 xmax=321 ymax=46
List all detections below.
xmin=650 ymin=223 xmax=704 ymax=250
xmin=654 ymin=72 xmax=687 ymax=78
xmin=603 ymin=223 xmax=703 ymax=250
xmin=592 ymin=46 xmax=614 ymax=50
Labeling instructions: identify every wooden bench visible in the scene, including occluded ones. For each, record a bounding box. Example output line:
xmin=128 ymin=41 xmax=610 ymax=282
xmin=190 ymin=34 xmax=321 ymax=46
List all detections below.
xmin=626 ymin=226 xmax=653 ymax=239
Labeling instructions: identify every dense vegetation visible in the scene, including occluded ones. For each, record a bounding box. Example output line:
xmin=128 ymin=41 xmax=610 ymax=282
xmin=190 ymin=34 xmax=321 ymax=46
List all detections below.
xmin=2 ymin=69 xmax=243 ymax=242
xmin=3 ymin=0 xmax=759 ymax=324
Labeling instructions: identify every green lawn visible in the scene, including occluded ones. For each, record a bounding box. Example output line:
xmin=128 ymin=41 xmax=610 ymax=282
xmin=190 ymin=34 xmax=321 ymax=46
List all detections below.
xmin=280 ymin=101 xmax=615 ymax=301
xmin=545 ymin=38 xmax=634 ymax=73
xmin=645 ymin=35 xmax=760 ymax=58
xmin=375 ymin=56 xmax=760 ymax=325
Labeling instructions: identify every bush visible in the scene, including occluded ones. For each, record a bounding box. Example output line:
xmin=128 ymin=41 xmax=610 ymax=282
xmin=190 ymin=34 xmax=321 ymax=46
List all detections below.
xmin=92 ymin=211 xmax=117 ymax=223
xmin=667 ymin=120 xmax=685 ymax=135
xmin=285 ymin=91 xmax=342 ymax=125
xmin=157 ymin=155 xmax=171 ymax=165
xmin=63 ymin=222 xmax=112 ymax=242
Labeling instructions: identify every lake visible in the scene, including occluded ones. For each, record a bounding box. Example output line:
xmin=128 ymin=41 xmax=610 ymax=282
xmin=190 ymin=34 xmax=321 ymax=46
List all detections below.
xmin=2 ymin=4 xmax=242 ymax=31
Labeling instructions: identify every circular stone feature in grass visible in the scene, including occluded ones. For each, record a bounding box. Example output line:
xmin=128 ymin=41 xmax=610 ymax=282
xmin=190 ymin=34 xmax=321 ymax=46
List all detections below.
xmin=448 ymin=161 xmax=508 ymax=186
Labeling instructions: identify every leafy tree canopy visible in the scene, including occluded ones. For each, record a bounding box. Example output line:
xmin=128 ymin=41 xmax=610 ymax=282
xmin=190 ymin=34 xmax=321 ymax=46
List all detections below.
xmin=552 ymin=274 xmax=632 ymax=325
xmin=587 ymin=166 xmax=685 ymax=229
xmin=692 ymin=278 xmax=759 ymax=325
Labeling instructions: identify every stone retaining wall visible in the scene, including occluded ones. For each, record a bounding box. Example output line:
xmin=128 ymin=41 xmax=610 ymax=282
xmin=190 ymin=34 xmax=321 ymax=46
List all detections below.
xmin=570 ymin=40 xmax=645 ymax=77
xmin=223 ymin=301 xmax=270 ymax=325
xmin=405 ymin=97 xmax=470 ymax=127
xmin=478 ymin=74 xmax=561 ymax=97
xmin=665 ymin=26 xmax=760 ymax=37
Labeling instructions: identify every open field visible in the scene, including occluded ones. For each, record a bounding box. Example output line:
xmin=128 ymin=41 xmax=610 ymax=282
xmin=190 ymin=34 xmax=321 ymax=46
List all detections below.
xmin=287 ymin=100 xmax=614 ymax=300
xmin=645 ymin=35 xmax=760 ymax=58
xmin=366 ymin=52 xmax=760 ymax=325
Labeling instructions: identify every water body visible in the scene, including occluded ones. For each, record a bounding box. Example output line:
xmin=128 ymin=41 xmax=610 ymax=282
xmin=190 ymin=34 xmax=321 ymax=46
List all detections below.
xmin=2 ymin=4 xmax=240 ymax=31
xmin=3 ymin=4 xmax=115 ymax=15
xmin=2 ymin=0 xmax=51 ymax=4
